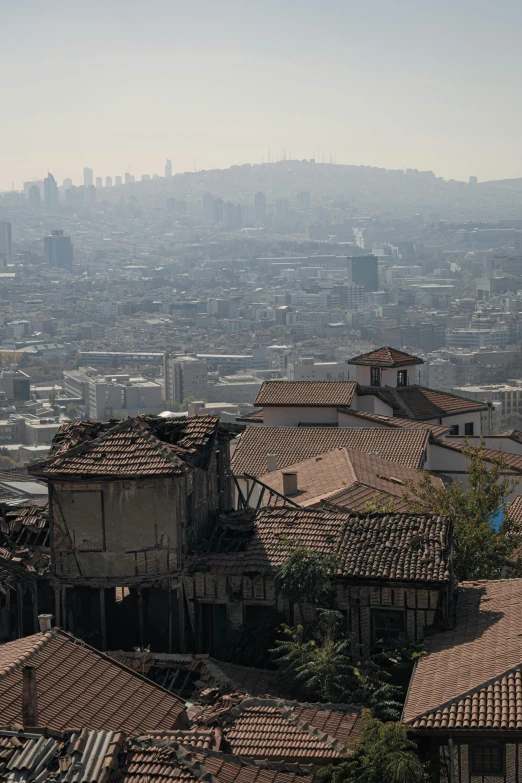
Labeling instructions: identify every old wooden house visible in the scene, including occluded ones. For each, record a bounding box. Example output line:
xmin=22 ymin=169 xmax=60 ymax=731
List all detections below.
xmin=0 ymin=415 xmax=235 ymax=651
xmin=185 ymin=506 xmax=454 ymax=655
xmin=403 ymin=579 xmax=522 ymax=783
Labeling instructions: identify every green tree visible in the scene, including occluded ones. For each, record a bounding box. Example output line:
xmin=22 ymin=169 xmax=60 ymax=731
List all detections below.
xmin=404 ymin=441 xmax=522 ymax=581
xmin=317 ymin=719 xmax=428 ymax=783
xmin=66 ymin=403 xmax=80 ymax=419
xmin=274 ymin=542 xmax=338 ymax=624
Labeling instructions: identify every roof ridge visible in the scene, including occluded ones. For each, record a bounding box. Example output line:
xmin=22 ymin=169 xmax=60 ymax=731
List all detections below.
xmin=404 ymin=660 xmax=522 ymax=726
xmin=0 ymin=629 xmax=58 ymax=678
xmin=175 ymin=744 xmax=313 ymax=773
xmin=175 ymin=745 xmax=220 ymax=783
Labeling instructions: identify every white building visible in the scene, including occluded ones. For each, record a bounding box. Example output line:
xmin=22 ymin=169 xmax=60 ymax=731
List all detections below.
xmin=287 ymin=358 xmax=351 ymax=382
xmin=164 ymin=355 xmax=208 ymax=404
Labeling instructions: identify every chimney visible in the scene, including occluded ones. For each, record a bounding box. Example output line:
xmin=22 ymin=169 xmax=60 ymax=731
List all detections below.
xmin=282 ymin=470 xmax=298 ymax=496
xmin=22 ymin=666 xmax=38 ymax=728
xmin=38 ymin=614 xmax=53 ymax=632
xmin=266 ymin=453 xmax=277 ymax=472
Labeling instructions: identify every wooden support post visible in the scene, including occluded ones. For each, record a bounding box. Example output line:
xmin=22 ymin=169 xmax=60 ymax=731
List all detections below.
xmin=99 ymin=587 xmax=107 ymax=651
xmin=32 ymin=583 xmax=39 ymax=634
xmin=61 ymin=586 xmax=67 ymax=632
xmin=178 ymin=582 xmax=186 ymax=653
xmin=138 ymin=588 xmax=144 ymax=650
xmin=168 ymin=581 xmax=173 ymax=653
xmin=54 ymin=586 xmax=61 ymax=627
xmin=16 ymin=583 xmax=24 ymax=639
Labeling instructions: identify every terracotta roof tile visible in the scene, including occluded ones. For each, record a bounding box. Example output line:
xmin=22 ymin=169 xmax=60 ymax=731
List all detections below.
xmin=231 ymin=427 xmax=429 ymax=476
xmin=370 ymin=386 xmax=488 ymax=419
xmin=0 ymin=629 xmax=186 ymax=732
xmin=339 ymin=410 xmax=451 ymax=439
xmin=193 ymin=507 xmax=451 ymax=584
xmin=403 ymin=579 xmax=522 ymax=731
xmin=255 ymin=382 xmax=357 ymax=407
xmin=440 ymin=440 xmax=522 ymax=473
xmin=508 ymin=495 xmax=522 ymax=524
xmin=348 ymin=347 xmax=423 ymax=367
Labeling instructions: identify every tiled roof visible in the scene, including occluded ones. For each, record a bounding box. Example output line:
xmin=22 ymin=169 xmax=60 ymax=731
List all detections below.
xmin=193 ymin=507 xmax=451 ymax=584
xmin=255 ymin=381 xmax=358 ymax=407
xmin=371 ymin=385 xmax=488 ymax=419
xmin=439 ymin=440 xmax=522 ymax=474
xmin=403 ymin=580 xmax=522 ymax=731
xmin=193 ymin=697 xmax=366 ymax=761
xmin=231 ymin=426 xmax=429 ymax=476
xmin=258 ymin=447 xmax=442 ymax=509
xmin=502 ymin=429 xmax=522 ymax=445
xmin=507 ymin=495 xmax=522 ymax=524
xmin=338 ymin=409 xmax=451 ymax=439
xmin=348 ymin=347 xmax=423 ymax=367
xmin=0 ymin=629 xmax=186 ymax=732
xmin=31 ymin=415 xmax=221 ymax=479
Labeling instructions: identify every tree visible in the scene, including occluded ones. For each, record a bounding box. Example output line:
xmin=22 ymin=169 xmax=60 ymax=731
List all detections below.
xmin=274 ymin=542 xmax=338 ymax=624
xmin=317 ymin=719 xmax=428 ymax=783
xmin=404 ymin=441 xmax=522 ymax=581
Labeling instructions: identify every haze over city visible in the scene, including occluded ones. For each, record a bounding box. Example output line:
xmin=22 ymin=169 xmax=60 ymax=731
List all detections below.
xmin=3 ymin=0 xmax=522 ymax=189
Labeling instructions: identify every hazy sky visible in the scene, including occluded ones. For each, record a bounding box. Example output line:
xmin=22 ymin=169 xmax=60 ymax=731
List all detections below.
xmin=2 ymin=0 xmax=522 ymax=190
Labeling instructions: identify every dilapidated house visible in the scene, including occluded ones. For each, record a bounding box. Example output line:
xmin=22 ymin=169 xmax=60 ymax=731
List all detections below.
xmin=0 ymin=415 xmax=236 ymax=651
xmin=185 ymin=506 xmax=454 ymax=655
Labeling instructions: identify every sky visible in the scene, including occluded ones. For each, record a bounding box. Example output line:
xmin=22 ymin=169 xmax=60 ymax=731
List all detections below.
xmin=2 ymin=0 xmax=522 ymax=190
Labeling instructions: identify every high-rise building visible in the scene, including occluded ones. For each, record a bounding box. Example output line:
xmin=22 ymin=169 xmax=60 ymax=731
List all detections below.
xmin=202 ymin=193 xmax=214 ymax=220
xmin=105 ymin=176 xmax=113 ymax=188
xmin=43 ymin=173 xmax=59 ymax=209
xmin=115 ymin=176 xmax=122 ymax=186
xmin=95 ymin=177 xmax=103 ymax=188
xmin=29 ymin=186 xmax=41 ymax=208
xmin=165 ymin=159 xmax=172 ymax=178
xmin=141 ymin=174 xmax=150 ymax=181
xmin=83 ymin=167 xmax=94 ymax=187
xmin=297 ymin=191 xmax=310 ymax=208
xmin=164 ymin=354 xmax=208 ymax=404
xmin=254 ymin=192 xmax=266 ymax=222
xmin=0 ymin=222 xmax=13 ymax=264
xmin=62 ymin=178 xmax=73 ymax=189
xmin=125 ymin=172 xmax=134 ymax=184
xmin=87 ymin=184 xmax=97 ymax=203
xmin=44 ymin=229 xmax=73 ymax=269
xmin=276 ymin=198 xmax=290 ymax=218
xmin=346 ymin=254 xmax=378 ymax=292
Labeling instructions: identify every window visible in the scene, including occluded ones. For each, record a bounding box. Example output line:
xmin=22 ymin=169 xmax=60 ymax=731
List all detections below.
xmin=471 ymin=744 xmax=504 ymax=775
xmin=449 ymin=425 xmax=459 ymax=436
xmin=370 ymin=367 xmax=381 ymax=387
xmin=372 ymin=610 xmax=406 ymax=647
xmin=397 ymin=370 xmax=408 ymax=387
xmin=464 ymin=422 xmax=474 ymax=436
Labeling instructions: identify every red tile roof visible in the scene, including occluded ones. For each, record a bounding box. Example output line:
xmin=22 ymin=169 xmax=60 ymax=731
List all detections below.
xmin=193 ymin=697 xmax=367 ymax=762
xmin=403 ymin=580 xmax=522 ymax=731
xmin=348 ymin=347 xmax=423 ymax=367
xmin=338 ymin=409 xmax=451 ymax=439
xmin=508 ymin=495 xmax=522 ymax=524
xmin=439 ymin=440 xmax=522 ymax=474
xmin=0 ymin=629 xmax=186 ymax=732
xmin=372 ymin=386 xmax=488 ymax=419
xmin=193 ymin=507 xmax=452 ymax=584
xmin=231 ymin=426 xmax=429 ymax=476
xmin=258 ymin=447 xmax=442 ymax=509
xmin=255 ymin=381 xmax=358 ymax=407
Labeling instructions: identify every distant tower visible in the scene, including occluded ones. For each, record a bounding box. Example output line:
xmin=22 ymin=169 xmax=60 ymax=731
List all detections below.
xmin=87 ymin=184 xmax=97 ymax=203
xmin=95 ymin=177 xmax=103 ymax=188
xmin=105 ymin=176 xmax=113 ymax=188
xmin=44 ymin=173 xmax=59 ymax=209
xmin=44 ymin=229 xmax=73 ymax=269
xmin=62 ymin=178 xmax=73 ymax=189
xmin=297 ymin=191 xmax=310 ymax=208
xmin=0 ymin=222 xmax=13 ymax=264
xmin=254 ymin=191 xmax=266 ymax=222
xmin=29 ymin=186 xmax=41 ymax=208
xmin=469 ymin=176 xmax=478 ymax=185
xmin=115 ymin=176 xmax=123 ymax=187
xmin=165 ymin=159 xmax=173 ymax=178
xmin=83 ymin=167 xmax=94 ymax=187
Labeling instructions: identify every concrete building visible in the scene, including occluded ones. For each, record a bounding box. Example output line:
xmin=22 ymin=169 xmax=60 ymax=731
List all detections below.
xmin=346 ymin=254 xmax=378 ymax=292
xmin=43 ymin=173 xmax=59 ymax=209
xmin=164 ymin=354 xmax=208 ymax=404
xmin=83 ymin=167 xmax=94 ymax=187
xmin=44 ymin=230 xmax=73 ymax=269
xmin=0 ymin=221 xmax=13 ymax=264
xmin=287 ymin=358 xmax=351 ymax=382
xmin=445 ymin=326 xmax=510 ymax=349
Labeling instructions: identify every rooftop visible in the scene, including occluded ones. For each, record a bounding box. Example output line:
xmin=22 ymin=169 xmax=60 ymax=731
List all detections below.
xmin=348 ymin=347 xmax=423 ymax=367
xmin=254 ymin=381 xmax=357 ymax=408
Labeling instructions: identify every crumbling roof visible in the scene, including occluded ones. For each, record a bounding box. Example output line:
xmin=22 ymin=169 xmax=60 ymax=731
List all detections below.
xmin=232 ymin=426 xmax=429 ymax=476
xmin=193 ymin=507 xmax=452 ymax=584
xmin=28 ymin=415 xmax=221 ymax=480
xmin=348 ymin=346 xmax=423 ymax=367
xmin=403 ymin=580 xmax=522 ymax=731
xmin=258 ymin=447 xmax=442 ymax=510
xmin=0 ymin=629 xmax=186 ymax=732
xmin=369 ymin=385 xmax=488 ymax=419
xmin=0 ymin=504 xmax=50 ymax=580
xmin=254 ymin=381 xmax=358 ymax=408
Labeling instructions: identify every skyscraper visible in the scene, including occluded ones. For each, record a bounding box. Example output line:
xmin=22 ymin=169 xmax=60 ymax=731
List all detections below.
xmin=83 ymin=168 xmax=94 ymax=187
xmin=44 ymin=230 xmax=73 ymax=269
xmin=254 ymin=191 xmax=266 ymax=222
xmin=115 ymin=176 xmax=122 ymax=186
xmin=0 ymin=222 xmax=13 ymax=264
xmin=297 ymin=191 xmax=311 ymax=208
xmin=346 ymin=255 xmax=378 ymax=292
xmin=105 ymin=176 xmax=113 ymax=188
xmin=165 ymin=159 xmax=172 ymax=178
xmin=95 ymin=177 xmax=103 ymax=188
xmin=62 ymin=178 xmax=73 ymax=189
xmin=29 ymin=186 xmax=41 ymax=208
xmin=44 ymin=173 xmax=58 ymax=209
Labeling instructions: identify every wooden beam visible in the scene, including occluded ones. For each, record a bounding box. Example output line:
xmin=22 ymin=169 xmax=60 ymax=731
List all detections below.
xmin=99 ymin=588 xmax=107 ymax=651
xmin=138 ymin=588 xmax=144 ymax=650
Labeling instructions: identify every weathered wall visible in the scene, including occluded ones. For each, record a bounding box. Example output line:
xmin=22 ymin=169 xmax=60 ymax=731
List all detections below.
xmin=439 ymin=741 xmax=519 ymax=783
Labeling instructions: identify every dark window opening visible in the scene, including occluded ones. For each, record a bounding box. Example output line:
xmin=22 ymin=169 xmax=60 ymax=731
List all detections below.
xmin=449 ymin=425 xmax=459 ymax=436
xmin=464 ymin=422 xmax=474 ymax=436
xmin=371 ymin=609 xmax=406 ymax=648
xmin=471 ymin=744 xmax=504 ymax=776
xmin=200 ymin=602 xmax=228 ymax=655
xmin=371 ymin=367 xmax=381 ymax=387
xmin=397 ymin=370 xmax=408 ymax=387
